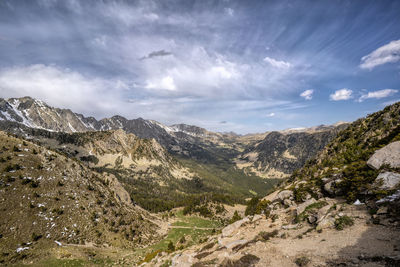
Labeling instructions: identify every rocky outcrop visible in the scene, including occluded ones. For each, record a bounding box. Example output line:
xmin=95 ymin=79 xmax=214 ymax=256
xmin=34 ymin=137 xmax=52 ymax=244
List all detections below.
xmin=374 ymin=172 xmax=400 ymax=190
xmin=367 ymin=141 xmax=400 ymax=169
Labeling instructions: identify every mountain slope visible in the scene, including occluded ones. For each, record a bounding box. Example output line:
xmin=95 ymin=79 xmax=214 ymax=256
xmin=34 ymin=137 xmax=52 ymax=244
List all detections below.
xmin=290 ymin=102 xmax=400 ymax=203
xmin=0 ymin=131 xmax=160 ymax=264
xmin=235 ymin=124 xmax=348 ymax=179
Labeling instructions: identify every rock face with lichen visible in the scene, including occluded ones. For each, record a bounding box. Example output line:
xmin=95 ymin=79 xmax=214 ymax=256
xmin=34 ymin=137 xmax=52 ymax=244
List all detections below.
xmin=367 ymin=141 xmax=400 ymax=169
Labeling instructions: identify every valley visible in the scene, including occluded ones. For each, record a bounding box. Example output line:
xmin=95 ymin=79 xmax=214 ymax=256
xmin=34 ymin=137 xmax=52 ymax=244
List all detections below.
xmin=0 ymin=97 xmax=399 ymax=266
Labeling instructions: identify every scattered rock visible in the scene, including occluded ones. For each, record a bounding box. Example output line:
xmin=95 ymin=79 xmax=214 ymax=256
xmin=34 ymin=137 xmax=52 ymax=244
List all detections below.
xmin=307 ymin=215 xmax=317 ymax=224
xmin=374 ymin=172 xmax=400 ymax=190
xmin=367 ymin=141 xmax=400 ymax=170
xmin=284 ymin=198 xmax=293 ymax=206
xmin=282 ymin=224 xmax=299 ymax=230
xmin=377 ymin=207 xmax=388 ymax=215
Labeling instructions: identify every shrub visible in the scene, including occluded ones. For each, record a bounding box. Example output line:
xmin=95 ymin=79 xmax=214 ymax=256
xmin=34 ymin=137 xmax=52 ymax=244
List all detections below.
xmin=295 ymin=256 xmax=310 ymax=266
xmin=334 ymin=215 xmax=354 ymax=230
xmin=167 ymin=240 xmax=175 ymax=252
xmin=245 ymin=197 xmax=271 ymax=216
xmin=31 ymin=233 xmax=42 ymax=241
xmin=257 ymin=229 xmax=279 ymax=241
xmin=229 ymin=211 xmax=242 ymax=224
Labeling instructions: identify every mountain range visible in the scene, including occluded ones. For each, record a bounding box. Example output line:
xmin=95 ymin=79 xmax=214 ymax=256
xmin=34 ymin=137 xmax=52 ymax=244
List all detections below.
xmin=5 ymin=96 xmax=399 ymax=266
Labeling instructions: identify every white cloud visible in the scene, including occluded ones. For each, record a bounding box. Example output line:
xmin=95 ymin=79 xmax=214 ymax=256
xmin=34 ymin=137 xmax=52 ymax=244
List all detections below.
xmin=263 ymin=57 xmax=292 ymax=69
xmin=360 ymin=39 xmax=400 ymax=70
xmin=358 ymin=89 xmax=398 ymax=102
xmin=330 ymin=88 xmax=353 ymax=101
xmin=300 ymin=89 xmax=314 ymax=100
xmin=0 ymin=64 xmax=126 ymax=117
xmin=145 ymin=75 xmax=176 ymax=91
xmin=266 ymin=112 xmax=275 ymax=117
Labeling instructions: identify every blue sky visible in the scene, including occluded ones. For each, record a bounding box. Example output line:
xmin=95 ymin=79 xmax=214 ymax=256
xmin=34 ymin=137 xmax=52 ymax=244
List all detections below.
xmin=0 ymin=0 xmax=399 ymax=133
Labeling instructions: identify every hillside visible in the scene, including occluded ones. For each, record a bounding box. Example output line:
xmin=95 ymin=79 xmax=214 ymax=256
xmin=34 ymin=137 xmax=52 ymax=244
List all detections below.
xmin=0 ymin=131 xmax=160 ymax=265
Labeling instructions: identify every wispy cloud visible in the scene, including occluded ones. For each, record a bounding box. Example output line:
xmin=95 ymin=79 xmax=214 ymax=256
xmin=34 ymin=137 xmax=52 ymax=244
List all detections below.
xmin=360 ymin=40 xmax=400 ymax=70
xmin=263 ymin=57 xmax=292 ymax=69
xmin=139 ymin=50 xmax=173 ymax=61
xmin=358 ymin=89 xmax=398 ymax=102
xmin=300 ymin=89 xmax=314 ymax=100
xmin=330 ymin=89 xmax=353 ymax=101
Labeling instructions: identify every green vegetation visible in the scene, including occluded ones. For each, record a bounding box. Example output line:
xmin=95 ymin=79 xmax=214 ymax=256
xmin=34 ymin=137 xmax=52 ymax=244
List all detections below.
xmin=229 ymin=211 xmax=242 ymax=224
xmin=295 ymin=256 xmax=311 ymax=266
xmin=95 ymin=157 xmax=279 ymax=213
xmin=334 ymin=215 xmax=354 ymax=230
xmin=245 ymin=197 xmax=271 ymax=216
xmin=257 ymin=229 xmax=279 ymax=241
xmin=137 ymin=210 xmax=220 ymax=264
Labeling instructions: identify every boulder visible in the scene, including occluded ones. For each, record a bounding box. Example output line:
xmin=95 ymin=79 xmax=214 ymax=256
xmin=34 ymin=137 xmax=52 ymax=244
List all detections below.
xmin=316 ymin=216 xmax=335 ymax=231
xmin=307 ymin=215 xmax=317 ymax=224
xmin=323 ymin=179 xmax=342 ymax=196
xmin=373 ymin=172 xmax=400 ymax=190
xmin=367 ymin=141 xmax=400 ymax=170
xmin=277 ymin=190 xmax=293 ymax=201
xmin=283 ymin=198 xmax=293 ymax=207
xmin=222 ymin=217 xmax=250 ymax=237
xmin=316 ymin=205 xmax=331 ymax=223
xmin=296 ymin=198 xmax=316 ymax=216
xmin=324 ymin=181 xmax=335 ymax=195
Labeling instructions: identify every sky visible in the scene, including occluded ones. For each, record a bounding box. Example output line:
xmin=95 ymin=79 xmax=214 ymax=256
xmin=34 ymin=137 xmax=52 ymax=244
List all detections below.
xmin=0 ymin=0 xmax=399 ymax=134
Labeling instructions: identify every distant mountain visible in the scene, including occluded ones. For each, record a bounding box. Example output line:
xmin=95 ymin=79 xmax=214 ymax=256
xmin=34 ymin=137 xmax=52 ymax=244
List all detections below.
xmin=235 ymin=124 xmax=348 ymax=179
xmin=0 ymin=97 xmax=241 ymax=163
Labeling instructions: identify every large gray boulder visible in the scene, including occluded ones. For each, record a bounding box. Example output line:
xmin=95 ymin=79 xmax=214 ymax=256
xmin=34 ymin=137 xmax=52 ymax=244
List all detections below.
xmin=367 ymin=141 xmax=400 ymax=169
xmin=374 ymin=172 xmax=400 ymax=190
